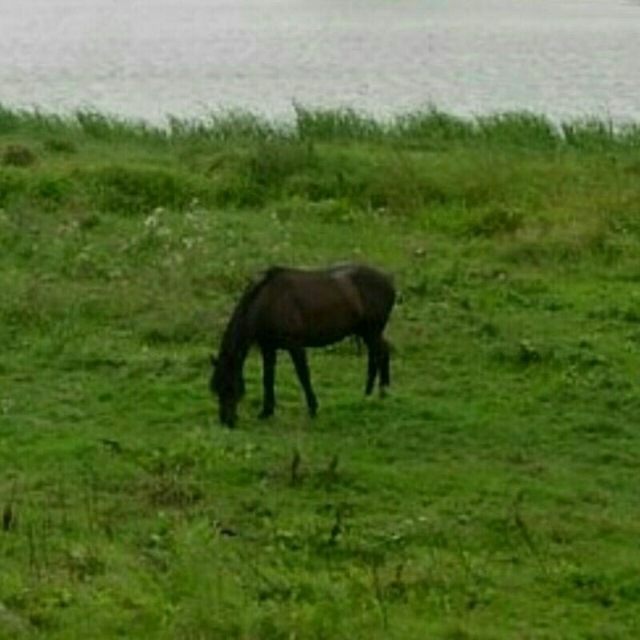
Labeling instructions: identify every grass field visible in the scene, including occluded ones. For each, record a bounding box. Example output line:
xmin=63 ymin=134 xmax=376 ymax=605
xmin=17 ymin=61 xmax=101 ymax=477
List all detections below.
xmin=1 ymin=105 xmax=640 ymax=638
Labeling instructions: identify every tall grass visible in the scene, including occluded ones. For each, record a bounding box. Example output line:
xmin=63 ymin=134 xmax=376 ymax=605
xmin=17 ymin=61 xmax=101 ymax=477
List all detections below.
xmin=2 ymin=104 xmax=640 ymax=220
xmin=2 ymin=102 xmax=640 ymax=148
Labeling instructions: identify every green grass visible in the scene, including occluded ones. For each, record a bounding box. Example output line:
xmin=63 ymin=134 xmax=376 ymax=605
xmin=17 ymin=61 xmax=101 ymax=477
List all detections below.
xmin=2 ymin=104 xmax=640 ymax=638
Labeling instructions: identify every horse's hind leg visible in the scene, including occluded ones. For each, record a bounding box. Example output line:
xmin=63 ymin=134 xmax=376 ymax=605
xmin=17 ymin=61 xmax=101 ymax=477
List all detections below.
xmin=365 ymin=341 xmax=378 ymax=396
xmin=379 ymin=336 xmax=391 ymax=395
xmin=259 ymin=346 xmax=277 ymax=419
xmin=364 ymin=334 xmax=390 ymax=397
xmin=288 ymin=347 xmax=318 ymax=417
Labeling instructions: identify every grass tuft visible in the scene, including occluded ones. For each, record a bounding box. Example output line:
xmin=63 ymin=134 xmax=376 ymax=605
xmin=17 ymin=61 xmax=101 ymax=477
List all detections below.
xmin=3 ymin=144 xmax=38 ymax=167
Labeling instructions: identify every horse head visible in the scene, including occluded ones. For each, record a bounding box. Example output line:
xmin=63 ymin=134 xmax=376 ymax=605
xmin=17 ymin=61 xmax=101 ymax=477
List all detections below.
xmin=210 ymin=353 xmax=245 ymax=427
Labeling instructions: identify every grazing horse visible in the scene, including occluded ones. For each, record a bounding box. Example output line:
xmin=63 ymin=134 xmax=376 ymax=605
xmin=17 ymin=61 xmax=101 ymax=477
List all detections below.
xmin=210 ymin=263 xmax=396 ymax=427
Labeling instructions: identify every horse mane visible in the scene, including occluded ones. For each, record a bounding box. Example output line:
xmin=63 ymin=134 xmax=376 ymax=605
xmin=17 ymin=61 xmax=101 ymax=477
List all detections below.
xmin=218 ymin=267 xmax=284 ymax=363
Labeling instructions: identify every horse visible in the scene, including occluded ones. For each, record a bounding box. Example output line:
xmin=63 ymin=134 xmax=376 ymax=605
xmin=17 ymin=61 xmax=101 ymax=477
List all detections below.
xmin=210 ymin=263 xmax=396 ymax=427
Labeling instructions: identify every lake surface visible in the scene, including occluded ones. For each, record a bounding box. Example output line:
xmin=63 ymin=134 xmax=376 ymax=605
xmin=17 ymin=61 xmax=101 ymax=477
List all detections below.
xmin=2 ymin=0 xmax=640 ymax=123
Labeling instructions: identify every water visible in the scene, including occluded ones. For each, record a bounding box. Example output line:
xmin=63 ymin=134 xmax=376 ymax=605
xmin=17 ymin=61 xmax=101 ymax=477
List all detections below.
xmin=2 ymin=0 xmax=640 ymax=123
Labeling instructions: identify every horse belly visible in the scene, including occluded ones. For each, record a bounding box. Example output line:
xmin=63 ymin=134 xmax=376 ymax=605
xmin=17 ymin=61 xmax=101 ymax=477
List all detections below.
xmin=296 ymin=305 xmax=361 ymax=347
xmin=303 ymin=328 xmax=351 ymax=348
xmin=259 ymin=299 xmax=360 ymax=348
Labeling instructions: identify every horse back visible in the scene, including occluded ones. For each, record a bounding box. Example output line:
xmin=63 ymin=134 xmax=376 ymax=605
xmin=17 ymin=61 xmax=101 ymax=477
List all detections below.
xmin=250 ymin=264 xmax=394 ymax=346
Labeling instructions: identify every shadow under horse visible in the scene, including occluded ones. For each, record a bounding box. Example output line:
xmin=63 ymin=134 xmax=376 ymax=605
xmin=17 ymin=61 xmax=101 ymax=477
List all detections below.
xmin=210 ymin=263 xmax=396 ymax=427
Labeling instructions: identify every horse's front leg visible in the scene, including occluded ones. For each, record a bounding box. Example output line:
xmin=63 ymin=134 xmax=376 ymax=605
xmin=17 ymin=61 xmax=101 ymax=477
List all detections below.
xmin=259 ymin=346 xmax=277 ymax=419
xmin=379 ymin=336 xmax=391 ymax=395
xmin=364 ymin=335 xmax=380 ymax=396
xmin=288 ymin=346 xmax=318 ymax=417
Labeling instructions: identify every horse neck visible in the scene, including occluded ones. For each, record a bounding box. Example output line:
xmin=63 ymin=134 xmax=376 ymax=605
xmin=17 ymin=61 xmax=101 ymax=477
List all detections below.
xmin=219 ymin=308 xmax=254 ymax=374
xmin=219 ymin=270 xmax=274 ymax=373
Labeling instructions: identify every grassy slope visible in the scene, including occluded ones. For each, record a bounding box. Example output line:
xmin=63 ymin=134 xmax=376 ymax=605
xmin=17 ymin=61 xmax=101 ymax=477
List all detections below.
xmin=1 ymin=106 xmax=640 ymax=638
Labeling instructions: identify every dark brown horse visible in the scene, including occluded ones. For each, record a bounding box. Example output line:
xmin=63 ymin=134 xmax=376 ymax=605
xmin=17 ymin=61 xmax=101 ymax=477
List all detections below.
xmin=210 ymin=263 xmax=395 ymax=427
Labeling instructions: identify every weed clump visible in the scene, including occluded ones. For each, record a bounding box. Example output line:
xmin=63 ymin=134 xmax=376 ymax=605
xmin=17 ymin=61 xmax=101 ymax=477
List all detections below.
xmin=87 ymin=165 xmax=207 ymax=214
xmin=2 ymin=144 xmax=37 ymax=167
xmin=43 ymin=138 xmax=77 ymax=154
xmin=467 ymin=206 xmax=525 ymax=237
